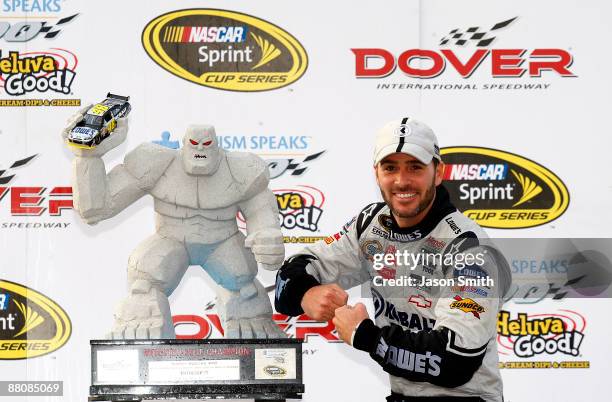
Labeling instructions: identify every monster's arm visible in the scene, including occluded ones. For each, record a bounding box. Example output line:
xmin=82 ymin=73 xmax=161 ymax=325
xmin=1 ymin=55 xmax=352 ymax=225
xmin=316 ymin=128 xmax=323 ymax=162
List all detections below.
xmin=72 ymin=157 xmax=143 ymax=224
xmin=230 ymin=153 xmax=284 ymax=270
xmin=72 ymin=143 xmax=174 ymax=224
xmin=233 ymin=153 xmax=280 ymax=234
xmin=240 ymin=188 xmax=279 ymax=234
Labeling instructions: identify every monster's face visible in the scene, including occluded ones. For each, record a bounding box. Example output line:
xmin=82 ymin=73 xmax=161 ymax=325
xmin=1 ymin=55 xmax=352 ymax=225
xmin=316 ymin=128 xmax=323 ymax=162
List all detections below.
xmin=181 ymin=125 xmax=222 ymax=175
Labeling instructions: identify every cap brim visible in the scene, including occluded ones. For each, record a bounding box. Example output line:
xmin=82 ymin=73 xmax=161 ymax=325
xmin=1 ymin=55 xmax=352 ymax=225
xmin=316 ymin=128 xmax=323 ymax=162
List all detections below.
xmin=374 ymin=143 xmax=434 ymax=165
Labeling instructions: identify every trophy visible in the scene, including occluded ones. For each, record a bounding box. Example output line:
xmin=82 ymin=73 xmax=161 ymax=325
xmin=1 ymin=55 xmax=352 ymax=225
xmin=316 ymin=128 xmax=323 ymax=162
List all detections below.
xmin=63 ymin=96 xmax=304 ymax=401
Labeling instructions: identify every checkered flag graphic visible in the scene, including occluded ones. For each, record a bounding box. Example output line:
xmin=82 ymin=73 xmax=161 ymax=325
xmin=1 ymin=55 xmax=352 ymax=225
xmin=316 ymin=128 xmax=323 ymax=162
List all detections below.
xmin=39 ymin=14 xmax=79 ymax=39
xmin=285 ymin=151 xmax=326 ymax=176
xmin=439 ymin=17 xmax=517 ymax=47
xmin=0 ymin=154 xmax=37 ymax=185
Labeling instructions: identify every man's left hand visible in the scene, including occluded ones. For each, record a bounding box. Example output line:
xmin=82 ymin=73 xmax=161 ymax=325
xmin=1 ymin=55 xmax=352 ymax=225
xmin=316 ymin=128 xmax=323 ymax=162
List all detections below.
xmin=333 ymin=303 xmax=369 ymax=346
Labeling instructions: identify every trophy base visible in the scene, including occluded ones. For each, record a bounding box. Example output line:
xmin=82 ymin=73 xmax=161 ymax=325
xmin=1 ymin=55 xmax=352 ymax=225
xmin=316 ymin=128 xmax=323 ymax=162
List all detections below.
xmin=89 ymin=339 xmax=304 ymax=401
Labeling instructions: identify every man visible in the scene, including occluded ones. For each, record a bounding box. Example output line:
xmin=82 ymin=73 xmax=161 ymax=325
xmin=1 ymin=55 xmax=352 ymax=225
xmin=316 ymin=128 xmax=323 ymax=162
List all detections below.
xmin=274 ymin=118 xmax=511 ymax=401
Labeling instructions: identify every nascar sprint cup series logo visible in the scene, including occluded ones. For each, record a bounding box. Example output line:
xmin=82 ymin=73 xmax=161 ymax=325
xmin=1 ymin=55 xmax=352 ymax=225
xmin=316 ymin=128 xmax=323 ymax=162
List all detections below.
xmin=142 ymin=9 xmax=308 ymax=91
xmin=441 ymin=147 xmax=569 ymax=229
xmin=0 ymin=280 xmax=71 ymax=359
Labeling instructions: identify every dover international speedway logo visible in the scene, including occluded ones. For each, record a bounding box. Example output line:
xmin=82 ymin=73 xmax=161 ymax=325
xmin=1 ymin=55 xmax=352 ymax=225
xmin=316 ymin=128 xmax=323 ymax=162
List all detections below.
xmin=441 ymin=147 xmax=569 ymax=229
xmin=0 ymin=280 xmax=71 ymax=359
xmin=142 ymin=9 xmax=308 ymax=91
xmin=353 ymin=17 xmax=575 ymax=91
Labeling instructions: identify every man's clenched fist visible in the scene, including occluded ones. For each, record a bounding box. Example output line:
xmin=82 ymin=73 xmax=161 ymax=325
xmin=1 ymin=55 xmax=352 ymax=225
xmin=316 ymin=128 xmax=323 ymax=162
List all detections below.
xmin=301 ymin=284 xmax=348 ymax=321
xmin=333 ymin=303 xmax=369 ymax=345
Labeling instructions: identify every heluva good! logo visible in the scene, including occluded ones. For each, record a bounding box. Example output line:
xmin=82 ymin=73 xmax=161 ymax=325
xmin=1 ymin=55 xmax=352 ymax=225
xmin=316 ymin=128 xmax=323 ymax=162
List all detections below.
xmin=441 ymin=147 xmax=569 ymax=229
xmin=0 ymin=49 xmax=81 ymax=107
xmin=142 ymin=9 xmax=308 ymax=91
xmin=238 ymin=185 xmax=324 ymax=233
xmin=0 ymin=279 xmax=71 ymax=359
xmin=497 ymin=309 xmax=589 ymax=369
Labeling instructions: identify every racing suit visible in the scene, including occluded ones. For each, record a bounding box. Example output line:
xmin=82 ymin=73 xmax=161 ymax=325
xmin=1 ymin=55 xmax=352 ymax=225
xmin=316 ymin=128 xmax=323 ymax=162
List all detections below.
xmin=275 ymin=185 xmax=511 ymax=401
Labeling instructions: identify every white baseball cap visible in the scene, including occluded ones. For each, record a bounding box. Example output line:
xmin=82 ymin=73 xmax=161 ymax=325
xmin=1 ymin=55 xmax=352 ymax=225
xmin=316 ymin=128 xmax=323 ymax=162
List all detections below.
xmin=373 ymin=117 xmax=441 ymax=165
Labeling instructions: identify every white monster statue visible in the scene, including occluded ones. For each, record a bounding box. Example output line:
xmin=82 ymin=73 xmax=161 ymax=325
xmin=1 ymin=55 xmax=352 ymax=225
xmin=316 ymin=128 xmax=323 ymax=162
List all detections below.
xmin=63 ymin=108 xmax=285 ymax=339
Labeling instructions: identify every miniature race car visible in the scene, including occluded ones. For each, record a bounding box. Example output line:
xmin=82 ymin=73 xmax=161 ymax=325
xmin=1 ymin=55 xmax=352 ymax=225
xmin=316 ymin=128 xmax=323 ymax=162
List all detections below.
xmin=67 ymin=93 xmax=131 ymax=148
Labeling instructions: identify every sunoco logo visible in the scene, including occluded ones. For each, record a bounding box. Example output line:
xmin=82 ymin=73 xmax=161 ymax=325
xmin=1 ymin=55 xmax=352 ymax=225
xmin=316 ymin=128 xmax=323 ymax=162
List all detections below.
xmin=497 ymin=310 xmax=586 ymax=367
xmin=142 ymin=9 xmax=308 ymax=91
xmin=0 ymin=280 xmax=71 ymax=359
xmin=441 ymin=147 xmax=569 ymax=229
xmin=237 ymin=185 xmax=324 ymax=232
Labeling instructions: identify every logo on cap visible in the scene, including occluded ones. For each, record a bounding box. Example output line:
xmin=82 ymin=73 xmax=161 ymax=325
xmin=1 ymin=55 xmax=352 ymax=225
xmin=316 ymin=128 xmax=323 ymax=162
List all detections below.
xmin=394 ymin=124 xmax=412 ymax=137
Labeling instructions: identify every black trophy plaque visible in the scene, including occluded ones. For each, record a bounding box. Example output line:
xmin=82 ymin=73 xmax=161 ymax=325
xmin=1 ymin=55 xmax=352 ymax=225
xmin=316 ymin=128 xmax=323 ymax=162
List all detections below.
xmin=89 ymin=339 xmax=304 ymax=401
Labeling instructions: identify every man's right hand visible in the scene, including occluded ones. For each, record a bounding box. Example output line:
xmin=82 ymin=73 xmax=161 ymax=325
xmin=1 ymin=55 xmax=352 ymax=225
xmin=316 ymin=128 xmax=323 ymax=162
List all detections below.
xmin=62 ymin=103 xmax=128 ymax=157
xmin=300 ymin=284 xmax=348 ymax=321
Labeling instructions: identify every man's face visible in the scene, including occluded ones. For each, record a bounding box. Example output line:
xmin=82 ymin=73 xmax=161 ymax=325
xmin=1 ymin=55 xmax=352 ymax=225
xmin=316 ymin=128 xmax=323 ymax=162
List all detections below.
xmin=375 ymin=153 xmax=444 ymax=227
xmin=181 ymin=125 xmax=222 ymax=175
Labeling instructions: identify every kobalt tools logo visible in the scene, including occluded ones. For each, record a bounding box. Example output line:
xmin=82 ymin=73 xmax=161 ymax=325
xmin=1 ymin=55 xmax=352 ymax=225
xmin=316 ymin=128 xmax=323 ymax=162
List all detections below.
xmin=0 ymin=280 xmax=72 ymax=359
xmin=372 ymin=289 xmax=436 ymax=331
xmin=0 ymin=154 xmax=72 ymax=227
xmin=353 ymin=17 xmax=575 ymax=91
xmin=497 ymin=310 xmax=588 ymax=369
xmin=441 ymin=147 xmax=569 ymax=229
xmin=142 ymin=9 xmax=308 ymax=91
xmin=0 ymin=14 xmax=78 ymax=42
xmin=237 ymin=185 xmax=324 ymax=232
